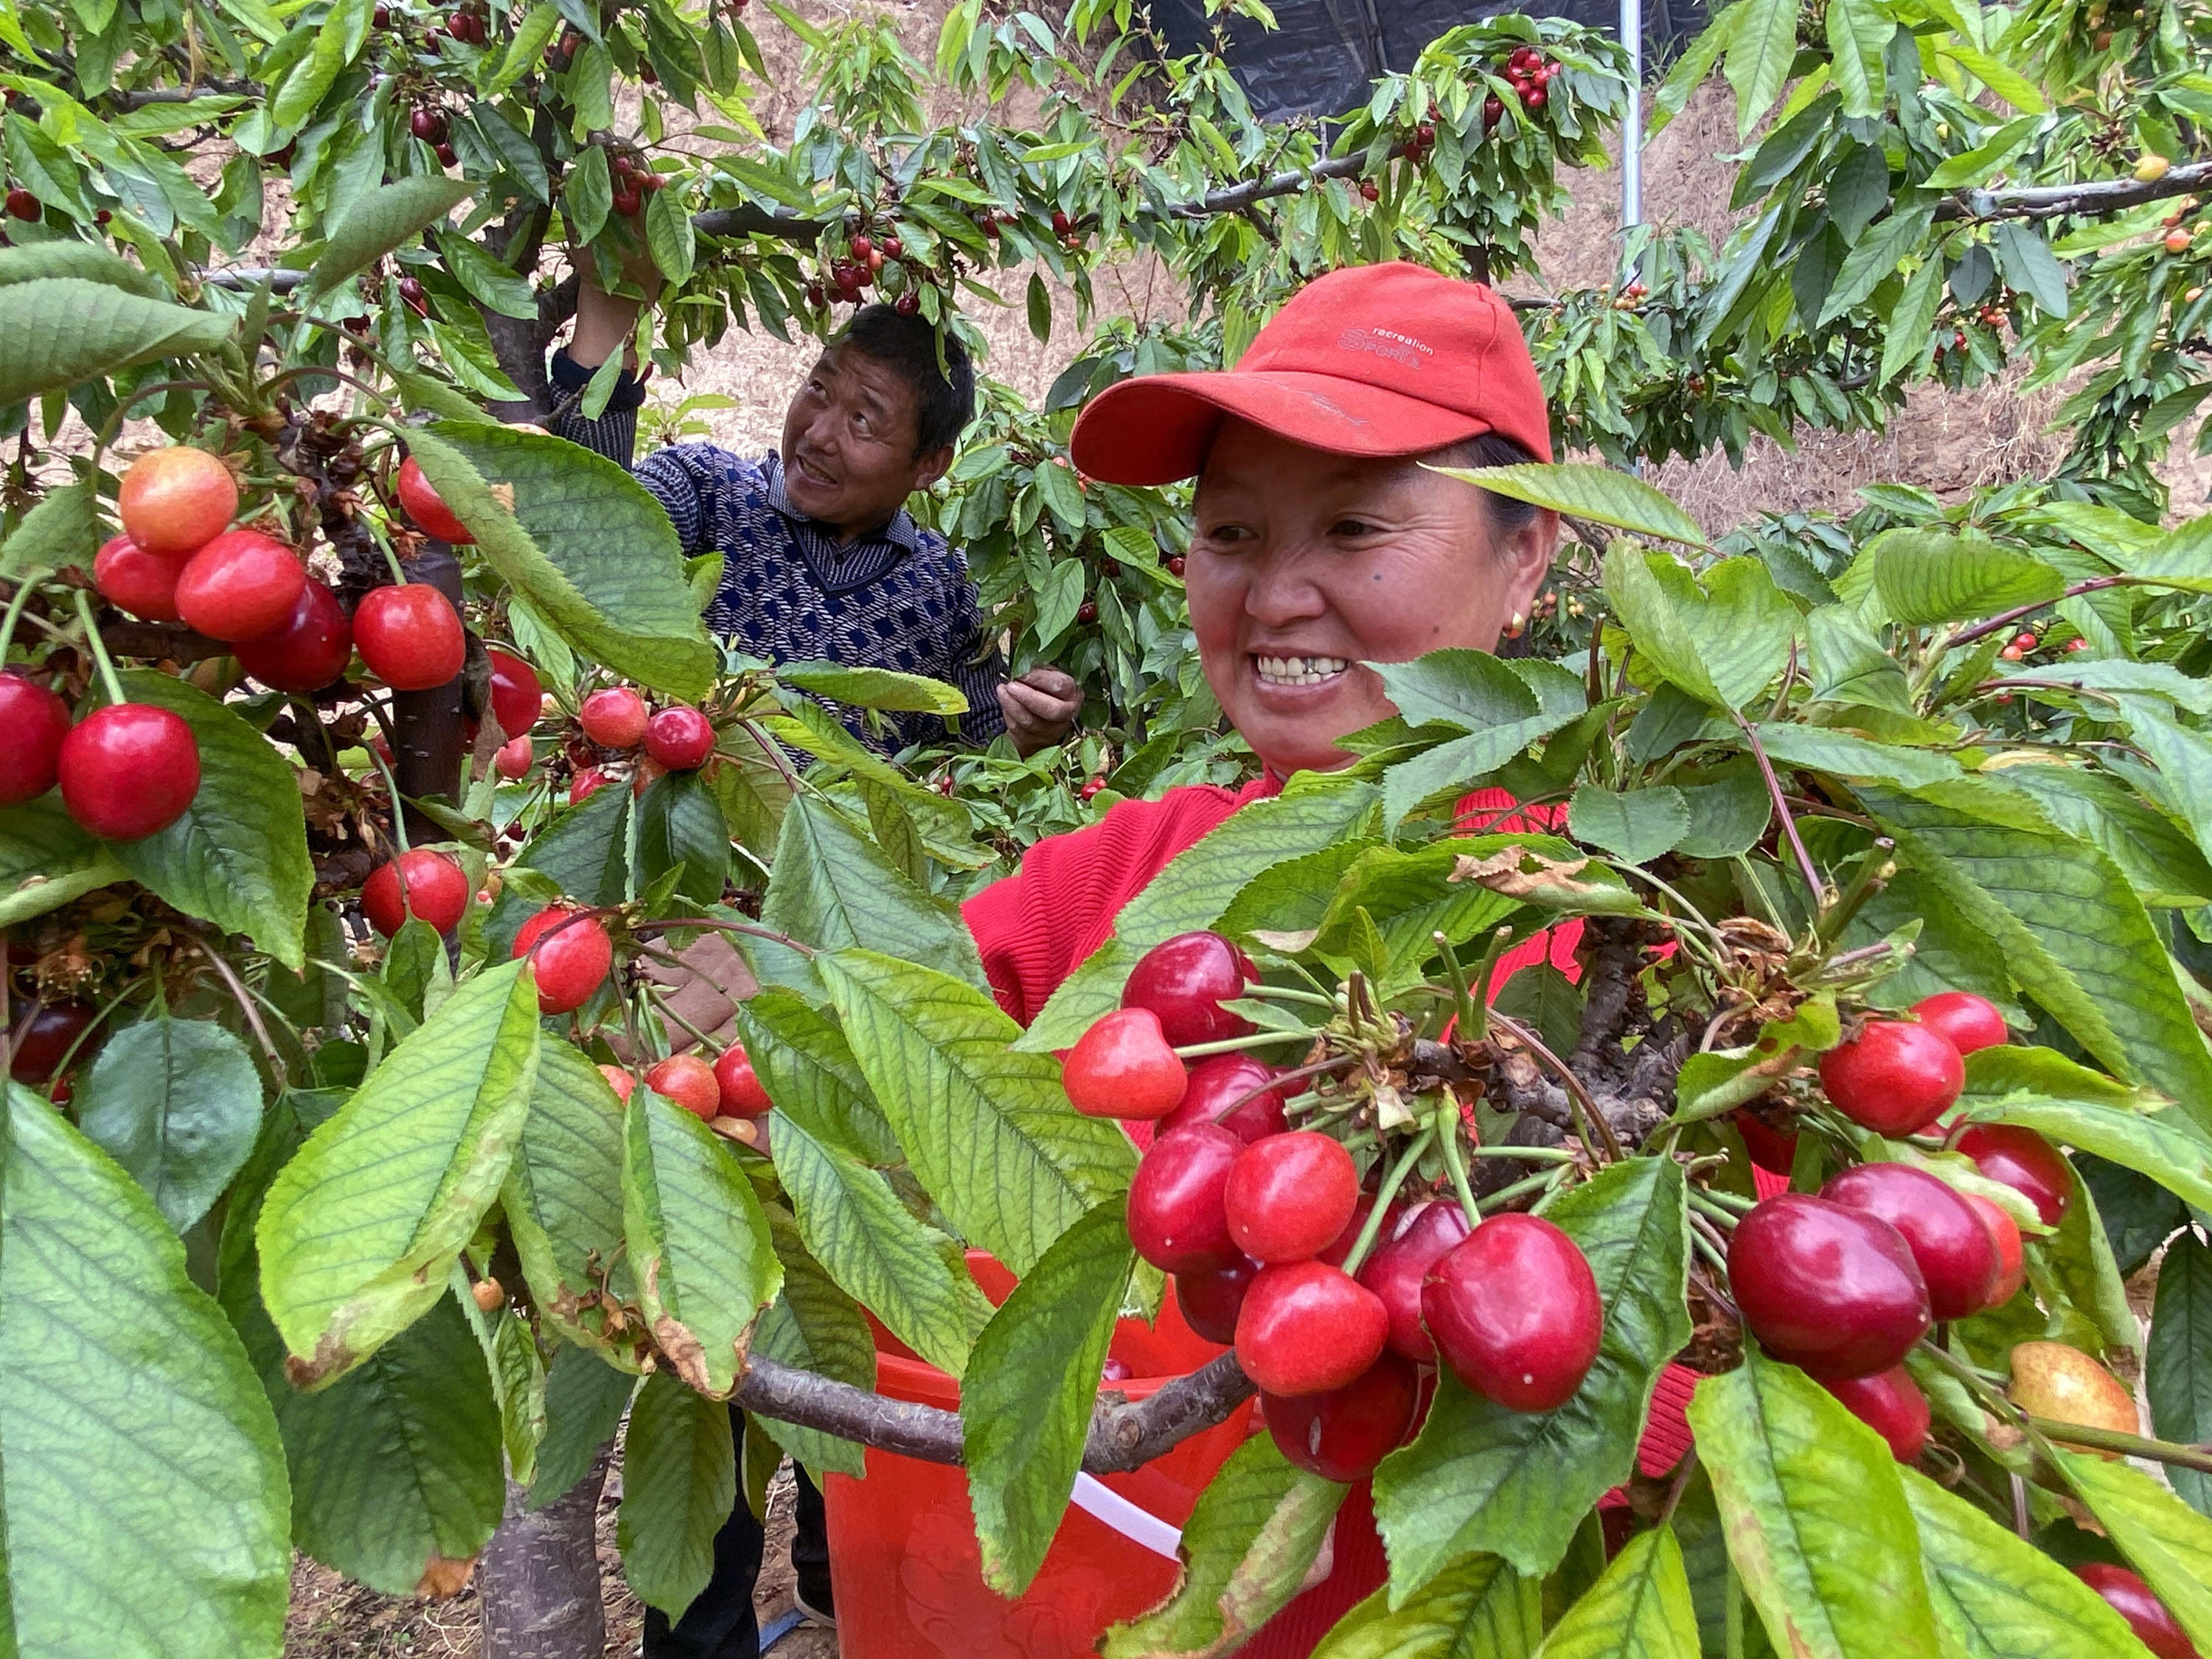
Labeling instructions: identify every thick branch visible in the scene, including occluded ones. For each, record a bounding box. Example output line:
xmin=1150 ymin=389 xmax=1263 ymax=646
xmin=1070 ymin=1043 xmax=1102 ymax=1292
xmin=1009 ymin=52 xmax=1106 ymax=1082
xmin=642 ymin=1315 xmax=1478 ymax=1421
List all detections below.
xmin=1938 ymin=156 xmax=2212 ymax=223
xmin=1085 ymin=1352 xmax=1254 ymax=1470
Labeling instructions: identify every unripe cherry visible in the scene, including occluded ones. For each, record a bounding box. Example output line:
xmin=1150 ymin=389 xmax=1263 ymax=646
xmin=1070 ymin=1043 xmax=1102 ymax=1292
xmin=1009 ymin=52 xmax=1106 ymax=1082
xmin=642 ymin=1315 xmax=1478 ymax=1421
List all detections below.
xmin=361 ymin=848 xmax=472 ymax=936
xmin=93 ymin=534 xmax=189 ymax=622
xmin=174 ymin=530 xmax=307 ymax=641
xmin=579 ymin=686 xmax=650 ymax=749
xmin=234 ymin=580 xmax=352 ymax=692
xmin=354 ymin=583 xmax=466 ymax=689
xmin=1727 ymin=1194 xmax=1930 ymax=1378
xmin=395 ymin=454 xmax=473 ymax=544
xmin=1815 ymin=1365 xmax=1930 ymax=1462
xmin=484 ymin=647 xmax=542 ymax=740
xmin=714 ymin=1042 xmax=773 ymax=1117
xmin=1818 ymin=1019 xmax=1964 ymax=1135
xmin=0 ymin=672 xmax=72 ymax=805
xmin=1953 ymin=1124 xmax=2073 ymax=1225
xmin=1910 ymin=990 xmax=2008 ymax=1055
xmin=1063 ymin=1006 xmax=1187 ymax=1120
xmin=118 ymin=445 xmax=237 ymax=556
xmin=644 ymin=704 xmax=715 ymax=771
xmin=1223 ymin=1131 xmax=1357 ymax=1263
xmin=2008 ymin=1340 xmax=2137 ymax=1445
xmin=471 ymin=1276 xmax=504 ymax=1312
xmin=512 ymin=905 xmax=613 ymax=1013
xmin=1422 ymin=1214 xmax=1601 ymax=1411
xmin=1127 ymin=1124 xmax=1242 ymax=1273
xmin=1121 ymin=930 xmax=1255 ymax=1047
xmin=1264 ymin=1352 xmax=1421 ymax=1481
xmin=646 ymin=1052 xmax=720 ymax=1121
xmin=1237 ymin=1259 xmax=1389 ymax=1397
xmin=58 ymin=703 xmax=201 ymax=840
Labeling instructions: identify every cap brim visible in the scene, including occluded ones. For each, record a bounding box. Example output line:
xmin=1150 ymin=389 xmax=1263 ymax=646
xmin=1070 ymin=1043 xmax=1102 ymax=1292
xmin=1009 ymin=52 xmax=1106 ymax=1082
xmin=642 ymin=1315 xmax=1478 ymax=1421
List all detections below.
xmin=1068 ymin=370 xmax=1492 ymax=487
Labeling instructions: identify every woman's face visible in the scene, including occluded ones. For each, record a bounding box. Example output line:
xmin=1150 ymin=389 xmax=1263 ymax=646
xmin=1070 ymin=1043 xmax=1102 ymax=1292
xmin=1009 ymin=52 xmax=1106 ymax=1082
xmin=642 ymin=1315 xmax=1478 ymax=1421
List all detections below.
xmin=1186 ymin=420 xmax=1557 ymax=778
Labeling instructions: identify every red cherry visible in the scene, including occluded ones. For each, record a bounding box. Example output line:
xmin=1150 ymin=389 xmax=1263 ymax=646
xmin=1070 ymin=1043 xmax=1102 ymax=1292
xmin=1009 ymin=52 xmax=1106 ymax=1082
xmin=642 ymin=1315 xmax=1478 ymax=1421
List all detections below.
xmin=410 ymin=107 xmax=447 ymax=142
xmin=1078 ymin=776 xmax=1105 ymax=802
xmin=93 ymin=534 xmax=189 ymax=622
xmin=1814 ymin=1366 xmax=1930 ymax=1462
xmin=644 ymin=704 xmax=715 ymax=771
xmin=1483 ymin=94 xmax=1505 ymax=125
xmin=1820 ymin=1163 xmax=2000 ymax=1321
xmin=613 ymin=186 xmax=642 ymax=217
xmin=599 ymin=1063 xmax=637 ymax=1104
xmin=1818 ymin=1020 xmax=1964 ymax=1135
xmin=1077 ymin=599 xmax=1099 ymax=625
xmin=0 ymin=672 xmax=72 ymax=805
xmin=1064 ymin=1007 xmax=1188 ymax=1120
xmin=361 ymin=848 xmax=472 ymax=936
xmin=2073 ymin=1564 xmax=2199 ymax=1659
xmin=1359 ymin=1198 xmax=1471 ymax=1363
xmin=1522 ymin=86 xmax=1546 ymax=110
xmin=1734 ymin=1107 xmax=1800 ymax=1175
xmin=494 ymin=734 xmax=534 ymax=779
xmin=8 ymin=999 xmax=97 ymax=1085
xmin=1423 ymin=1214 xmax=1602 ymax=1411
xmin=1174 ymin=1258 xmax=1257 ymax=1344
xmin=1158 ymin=1053 xmax=1288 ymax=1143
xmin=579 ymin=686 xmax=649 ymax=749
xmin=1127 ymin=1124 xmax=1242 ymax=1273
xmin=881 ymin=236 xmax=903 ymax=259
xmin=1727 ymin=1194 xmax=1931 ymax=1377
xmin=714 ymin=1042 xmax=773 ymax=1117
xmin=512 ymin=905 xmax=613 ymax=1013
xmin=849 ymin=234 xmax=873 ymax=261
xmin=354 ymin=583 xmax=466 ymax=689
xmin=485 ymin=647 xmax=542 ymax=740
xmin=58 ymin=703 xmax=201 ymax=840
xmin=1964 ymin=1193 xmax=2027 ymax=1306
xmin=117 ymin=446 xmax=237 ymax=557
xmin=4 ymin=187 xmax=37 ymax=221
xmin=1236 ymin=1259 xmax=1389 ymax=1397
xmin=173 ymin=530 xmax=307 ymax=642
xmin=895 ymin=291 xmax=919 ymax=316
xmin=1264 ymin=1352 xmax=1421 ymax=1481
xmin=1953 ymin=1124 xmax=2073 ymax=1226
xmin=1223 ymin=1131 xmax=1357 ymax=1263
xmin=1121 ymin=930 xmax=1254 ymax=1048
xmin=646 ymin=1053 xmax=720 ymax=1121
xmin=1167 ymin=556 xmax=1186 ymax=577
xmin=234 ymin=580 xmax=353 ymax=692
xmin=1358 ymin=181 xmax=1379 ymax=201
xmin=1050 ymin=209 xmax=1071 ymax=235
xmin=568 ymin=765 xmax=608 ymax=804
xmin=1910 ymin=990 xmax=2008 ymax=1056
xmin=395 ymin=455 xmax=473 ymax=544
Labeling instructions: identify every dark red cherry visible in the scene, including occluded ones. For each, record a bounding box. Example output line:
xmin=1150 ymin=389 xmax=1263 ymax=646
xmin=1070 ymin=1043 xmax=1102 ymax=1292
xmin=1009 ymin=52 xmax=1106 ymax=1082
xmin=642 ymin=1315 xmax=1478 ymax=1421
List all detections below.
xmin=1224 ymin=1131 xmax=1357 ymax=1263
xmin=1814 ymin=1365 xmax=1930 ymax=1462
xmin=7 ymin=999 xmax=96 ymax=1085
xmin=360 ymin=848 xmax=472 ymax=936
xmin=1818 ymin=1020 xmax=1964 ymax=1135
xmin=1359 ymin=1198 xmax=1472 ymax=1363
xmin=93 ymin=534 xmax=189 ymax=622
xmin=1734 ymin=1107 xmax=1800 ymax=1175
xmin=0 ymin=672 xmax=72 ymax=805
xmin=1727 ymin=1194 xmax=1931 ymax=1378
xmin=234 ymin=580 xmax=352 ymax=692
xmin=1127 ymin=1124 xmax=1242 ymax=1273
xmin=1158 ymin=1053 xmax=1288 ymax=1143
xmin=1910 ymin=991 xmax=2008 ymax=1056
xmin=354 ymin=583 xmax=465 ymax=690
xmin=512 ymin=905 xmax=613 ymax=1014
xmin=58 ymin=703 xmax=201 ymax=840
xmin=174 ymin=530 xmax=307 ymax=641
xmin=1965 ymin=1193 xmax=2027 ymax=1306
xmin=2071 ymin=1564 xmax=2199 ymax=1659
xmin=1953 ymin=1124 xmax=2073 ymax=1226
xmin=1174 ymin=1257 xmax=1257 ymax=1345
xmin=644 ymin=705 xmax=715 ymax=771
xmin=484 ymin=647 xmax=542 ymax=740
xmin=1064 ymin=1007 xmax=1187 ymax=1120
xmin=1235 ymin=1259 xmax=1388 ymax=1397
xmin=1423 ymin=1214 xmax=1602 ymax=1411
xmin=1264 ymin=1352 xmax=1421 ymax=1481
xmin=1121 ymin=930 xmax=1255 ymax=1048
xmin=1820 ymin=1163 xmax=2001 ymax=1321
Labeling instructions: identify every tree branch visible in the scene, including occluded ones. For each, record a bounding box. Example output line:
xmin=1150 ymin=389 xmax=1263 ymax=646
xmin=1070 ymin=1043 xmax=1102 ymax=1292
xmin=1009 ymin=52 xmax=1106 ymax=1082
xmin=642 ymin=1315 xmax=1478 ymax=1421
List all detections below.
xmin=1937 ymin=156 xmax=2212 ymax=223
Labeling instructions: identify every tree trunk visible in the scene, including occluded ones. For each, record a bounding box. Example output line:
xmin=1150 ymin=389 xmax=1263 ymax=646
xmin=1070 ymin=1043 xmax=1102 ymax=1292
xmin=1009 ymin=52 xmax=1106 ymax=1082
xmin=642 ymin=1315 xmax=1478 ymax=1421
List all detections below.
xmin=478 ymin=1455 xmax=611 ymax=1659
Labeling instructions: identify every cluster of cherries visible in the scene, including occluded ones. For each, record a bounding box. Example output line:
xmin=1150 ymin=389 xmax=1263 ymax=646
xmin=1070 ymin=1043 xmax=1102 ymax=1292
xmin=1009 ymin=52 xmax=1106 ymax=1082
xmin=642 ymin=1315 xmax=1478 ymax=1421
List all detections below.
xmin=1068 ymin=931 xmax=1603 ymax=1482
xmin=809 ymin=232 xmax=922 ymax=316
xmin=611 ymin=149 xmax=667 ymax=220
xmin=1496 ymin=44 xmax=1558 ymax=115
xmin=601 ymin=1040 xmax=773 ymax=1126
xmin=562 ymin=684 xmax=717 ymax=803
xmin=408 ymin=105 xmax=459 ymax=170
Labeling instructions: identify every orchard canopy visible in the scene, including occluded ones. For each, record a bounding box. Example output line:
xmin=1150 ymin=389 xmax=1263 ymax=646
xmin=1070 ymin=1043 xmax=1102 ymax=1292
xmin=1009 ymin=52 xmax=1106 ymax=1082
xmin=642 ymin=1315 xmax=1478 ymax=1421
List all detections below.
xmin=10 ymin=0 xmax=2212 ymax=1655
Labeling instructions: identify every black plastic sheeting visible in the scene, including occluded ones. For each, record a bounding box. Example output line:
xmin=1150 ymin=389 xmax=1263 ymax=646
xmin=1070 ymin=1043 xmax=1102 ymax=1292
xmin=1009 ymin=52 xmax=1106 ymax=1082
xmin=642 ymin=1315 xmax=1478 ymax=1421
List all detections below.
xmin=1152 ymin=0 xmax=1710 ymax=122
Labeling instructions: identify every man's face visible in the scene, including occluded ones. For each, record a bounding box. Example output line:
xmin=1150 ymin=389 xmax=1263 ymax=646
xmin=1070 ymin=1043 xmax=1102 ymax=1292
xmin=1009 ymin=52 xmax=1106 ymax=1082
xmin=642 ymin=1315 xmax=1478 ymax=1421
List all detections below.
xmin=779 ymin=343 xmax=947 ymax=537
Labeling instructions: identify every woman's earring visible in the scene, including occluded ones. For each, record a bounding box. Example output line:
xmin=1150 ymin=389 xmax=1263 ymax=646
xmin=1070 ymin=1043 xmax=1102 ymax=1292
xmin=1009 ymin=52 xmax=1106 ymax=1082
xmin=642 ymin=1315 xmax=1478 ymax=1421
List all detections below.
xmin=1503 ymin=610 xmax=1526 ymax=641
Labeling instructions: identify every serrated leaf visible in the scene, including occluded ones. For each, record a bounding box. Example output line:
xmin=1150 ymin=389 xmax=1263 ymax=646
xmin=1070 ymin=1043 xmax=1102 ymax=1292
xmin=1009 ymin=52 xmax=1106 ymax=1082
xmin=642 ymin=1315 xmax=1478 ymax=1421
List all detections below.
xmin=1316 ymin=1553 xmax=1542 ymax=1658
xmin=964 ymin=1202 xmax=1133 ymax=1595
xmin=304 ymin=175 xmax=478 ymax=301
xmin=1568 ymin=785 xmax=1691 ymax=863
xmin=750 ymin=1212 xmax=875 ymax=1479
xmin=1436 ymin=462 xmax=1707 ymax=548
xmin=2149 ymin=1233 xmax=2212 ymax=1516
xmin=819 ymin=948 xmax=1135 ymax=1276
xmin=637 ymin=769 xmax=727 ymax=905
xmin=779 ymin=658 xmax=969 ymax=713
xmin=256 ymin=960 xmax=542 ymax=1385
xmin=1604 ymin=549 xmax=1798 ymax=712
xmin=502 ymin=1038 xmax=633 ymax=1354
xmin=1374 ymin=1158 xmax=1691 ymax=1590
xmin=1723 ymin=0 xmax=1799 ymax=133
xmin=759 ymin=793 xmax=985 ymax=988
xmin=621 ymin=1088 xmax=780 ymax=1397
xmin=437 ymin=229 xmax=537 ymax=319
xmin=2057 ymin=1452 xmax=2212 ymax=1652
xmin=527 ymin=1342 xmax=635 ymax=1509
xmin=0 ymin=793 xmax=127 ymax=930
xmin=0 ymin=479 xmax=99 ymax=579
xmin=0 ymin=278 xmax=233 ymax=406
xmin=1866 ymin=530 xmax=2065 ymax=625
xmin=0 ymin=240 xmax=166 ymax=298
xmin=647 ymin=183 xmax=695 ymax=283
xmin=1824 ymin=0 xmax=1888 ymax=116
xmin=618 ymin=1371 xmax=737 ymax=1620
xmin=1686 ymin=1354 xmax=1941 ymax=1659
xmin=1534 ymin=1526 xmax=1698 ymax=1658
xmin=2 ymin=1082 xmax=290 ymax=1655
xmin=74 ymin=1013 xmax=262 ymax=1233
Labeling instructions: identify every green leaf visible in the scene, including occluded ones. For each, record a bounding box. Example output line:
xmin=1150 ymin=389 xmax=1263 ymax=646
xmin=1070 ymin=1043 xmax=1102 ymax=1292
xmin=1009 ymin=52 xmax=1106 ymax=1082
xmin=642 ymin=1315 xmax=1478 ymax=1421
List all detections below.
xmin=1675 ymin=764 xmax=1774 ymax=858
xmin=821 ymin=948 xmax=1136 ymax=1275
xmin=2149 ymin=1233 xmax=2212 ymax=1516
xmin=0 ymin=793 xmax=126 ymax=930
xmin=0 ymin=240 xmax=166 ymax=298
xmin=1824 ymin=0 xmax=1888 ymax=116
xmin=501 ymin=1038 xmax=634 ymax=1354
xmin=1747 ymin=724 xmax=1963 ymax=789
xmin=1899 ymin=1464 xmax=2152 ymax=1658
xmin=1436 ymin=463 xmax=1707 ymax=548
xmin=1100 ymin=1435 xmax=1348 ymax=1658
xmin=1026 ymin=270 xmax=1053 ymax=341
xmin=107 ymin=669 xmax=313 ymax=969
xmin=1534 ymin=1526 xmax=1699 ymax=1658
xmin=1818 ymin=207 xmax=1936 ymax=324
xmin=0 ymin=479 xmax=98 ymax=579
xmin=621 ymin=1088 xmax=781 ymax=1398
xmin=528 ymin=1343 xmax=636 ymax=1509
xmin=1374 ymin=1158 xmax=1691 ymax=1589
xmin=1881 ymin=257 xmax=1947 ymax=386
xmin=646 ymin=183 xmax=695 ymax=283
xmin=510 ymin=779 xmax=633 ymax=908
xmin=1568 ymin=785 xmax=1691 ymax=863
xmin=74 ymin=1013 xmax=262 ymax=1233
xmin=0 ymin=278 xmax=233 ymax=406
xmin=407 ymin=425 xmax=715 ymax=700
xmin=739 ymin=993 xmax=990 ymax=1377
xmin=1 ymin=1082 xmax=289 ymax=1655
xmin=256 ymin=959 xmax=541 ymax=1386
xmin=964 ymin=1201 xmax=1134 ymax=1595
xmin=1723 ymin=0 xmax=1800 ymax=133
xmin=750 ymin=1213 xmax=875 ymax=1479
xmin=1866 ymin=530 xmax=2065 ymax=625
xmin=303 ymin=175 xmax=479 ymax=301
xmin=1603 ymin=549 xmax=1799 ymax=712
xmin=1686 ymin=1354 xmax=1941 ymax=1659
xmin=1315 ymin=1554 xmax=1543 ymax=1658
xmin=637 ymin=769 xmax=728 ymax=905
xmin=779 ymin=658 xmax=970 ymax=713
xmin=759 ymin=793 xmax=985 ymax=988
xmin=2057 ymin=1451 xmax=2212 ymax=1652
xmin=564 ymin=143 xmax=612 ymax=244
xmin=618 ymin=1371 xmax=737 ymax=1620
xmin=437 ymin=229 xmax=538 ymax=319
xmin=1018 ymin=776 xmax=1380 ymax=1051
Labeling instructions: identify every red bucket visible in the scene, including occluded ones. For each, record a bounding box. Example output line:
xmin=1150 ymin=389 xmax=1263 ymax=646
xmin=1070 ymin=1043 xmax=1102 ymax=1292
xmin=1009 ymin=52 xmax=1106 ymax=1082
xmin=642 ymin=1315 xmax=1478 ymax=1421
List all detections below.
xmin=822 ymin=1253 xmax=1254 ymax=1659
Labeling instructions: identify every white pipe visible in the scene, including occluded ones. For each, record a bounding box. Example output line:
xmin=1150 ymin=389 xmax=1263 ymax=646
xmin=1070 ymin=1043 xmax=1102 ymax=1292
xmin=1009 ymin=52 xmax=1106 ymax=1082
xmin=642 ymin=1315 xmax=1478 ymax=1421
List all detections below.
xmin=1621 ymin=0 xmax=1644 ymax=236
xmin=1068 ymin=1472 xmax=1184 ymax=1560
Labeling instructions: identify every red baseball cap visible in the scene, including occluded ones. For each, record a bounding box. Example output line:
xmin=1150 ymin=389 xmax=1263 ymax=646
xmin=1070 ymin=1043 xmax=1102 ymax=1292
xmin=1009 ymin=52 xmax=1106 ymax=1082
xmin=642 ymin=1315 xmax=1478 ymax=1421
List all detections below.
xmin=1069 ymin=262 xmax=1552 ymax=486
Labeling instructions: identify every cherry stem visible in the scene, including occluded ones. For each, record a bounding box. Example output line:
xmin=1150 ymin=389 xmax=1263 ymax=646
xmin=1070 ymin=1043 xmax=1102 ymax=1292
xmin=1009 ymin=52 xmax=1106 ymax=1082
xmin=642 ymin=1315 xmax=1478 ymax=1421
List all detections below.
xmin=378 ymin=539 xmax=409 ymax=586
xmin=1237 ymin=982 xmax=1335 ymax=1009
xmin=72 ymin=591 xmax=128 ymax=706
xmin=1338 ymin=1124 xmax=1436 ymax=1276
xmin=1433 ymin=930 xmax=1481 ymax=1039
xmin=1687 ymin=1189 xmax=1743 ymax=1230
xmin=1217 ymin=1054 xmax=1352 ymax=1125
xmin=1467 ymin=1144 xmax=1579 ymax=1163
xmin=0 ymin=579 xmax=33 ymax=664
xmin=646 ymin=983 xmax=723 ymax=1056
xmin=1693 ymin=1185 xmax=1757 ymax=1213
xmin=1172 ymin=1029 xmax=1314 ymax=1060
xmin=1812 ymin=838 xmax=1896 ymax=952
xmin=1478 ymin=1166 xmax=1568 ymax=1214
xmin=1732 ymin=712 xmax=1826 ymax=908
xmin=1437 ymin=1101 xmax=1484 ymax=1228
xmin=195 ymin=936 xmax=290 ymax=1089
xmin=1468 ymin=922 xmax=1517 ymax=1013
xmin=364 ymin=740 xmax=413 ymax=855
xmin=2021 ymin=1416 xmax=2212 ymax=1475
xmin=629 ymin=916 xmax=818 ymax=958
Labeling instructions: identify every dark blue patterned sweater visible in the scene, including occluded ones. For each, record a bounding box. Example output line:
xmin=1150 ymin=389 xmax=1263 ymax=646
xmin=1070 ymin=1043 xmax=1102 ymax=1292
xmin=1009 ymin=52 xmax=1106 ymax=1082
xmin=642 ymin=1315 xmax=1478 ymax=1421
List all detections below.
xmin=549 ymin=349 xmax=1008 ymax=751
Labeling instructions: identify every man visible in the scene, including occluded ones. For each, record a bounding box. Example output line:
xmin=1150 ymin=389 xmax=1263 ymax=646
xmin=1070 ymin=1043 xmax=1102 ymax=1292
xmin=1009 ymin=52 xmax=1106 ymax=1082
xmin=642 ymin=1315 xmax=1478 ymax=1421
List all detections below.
xmin=552 ymin=275 xmax=1082 ymax=754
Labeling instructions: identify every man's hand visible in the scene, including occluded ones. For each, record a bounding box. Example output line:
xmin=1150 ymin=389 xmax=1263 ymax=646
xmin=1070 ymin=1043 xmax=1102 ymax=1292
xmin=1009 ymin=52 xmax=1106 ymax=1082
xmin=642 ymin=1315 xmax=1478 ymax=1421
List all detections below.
xmin=998 ymin=667 xmax=1082 ymax=757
